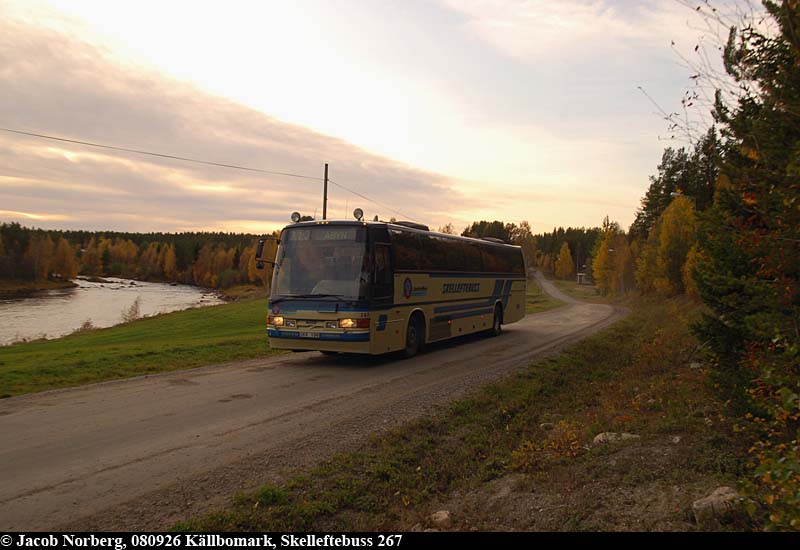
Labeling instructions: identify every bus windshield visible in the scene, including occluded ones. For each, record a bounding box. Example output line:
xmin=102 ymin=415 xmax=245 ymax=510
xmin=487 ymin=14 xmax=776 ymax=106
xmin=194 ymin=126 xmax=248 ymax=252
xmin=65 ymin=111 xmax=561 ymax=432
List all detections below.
xmin=271 ymin=226 xmax=369 ymax=300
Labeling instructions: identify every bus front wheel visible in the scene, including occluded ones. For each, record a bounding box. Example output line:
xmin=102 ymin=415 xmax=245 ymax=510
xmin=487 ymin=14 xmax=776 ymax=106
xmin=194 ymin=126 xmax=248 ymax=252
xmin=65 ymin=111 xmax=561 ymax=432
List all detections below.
xmin=404 ymin=315 xmax=424 ymax=358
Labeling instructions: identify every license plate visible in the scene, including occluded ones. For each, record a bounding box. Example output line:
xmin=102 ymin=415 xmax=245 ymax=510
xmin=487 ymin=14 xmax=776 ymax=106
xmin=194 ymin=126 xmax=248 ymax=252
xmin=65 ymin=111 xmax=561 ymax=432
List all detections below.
xmin=298 ymin=331 xmax=320 ymax=339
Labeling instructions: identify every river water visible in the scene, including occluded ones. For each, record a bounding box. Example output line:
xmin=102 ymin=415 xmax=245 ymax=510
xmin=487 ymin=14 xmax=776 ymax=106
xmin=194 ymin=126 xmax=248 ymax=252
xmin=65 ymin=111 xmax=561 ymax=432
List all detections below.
xmin=0 ymin=277 xmax=224 ymax=346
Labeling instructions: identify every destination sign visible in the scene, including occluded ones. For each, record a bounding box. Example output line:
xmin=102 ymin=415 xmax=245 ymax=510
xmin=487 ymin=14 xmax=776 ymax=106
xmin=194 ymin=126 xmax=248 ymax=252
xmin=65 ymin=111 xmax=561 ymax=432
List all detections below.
xmin=285 ymin=227 xmax=360 ymax=241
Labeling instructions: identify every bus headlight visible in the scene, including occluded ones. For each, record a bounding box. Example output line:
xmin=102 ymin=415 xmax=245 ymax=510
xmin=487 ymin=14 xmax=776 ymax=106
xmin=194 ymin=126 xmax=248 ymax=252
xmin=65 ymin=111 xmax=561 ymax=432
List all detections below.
xmin=269 ymin=316 xmax=284 ymax=326
xmin=339 ymin=318 xmax=370 ymax=329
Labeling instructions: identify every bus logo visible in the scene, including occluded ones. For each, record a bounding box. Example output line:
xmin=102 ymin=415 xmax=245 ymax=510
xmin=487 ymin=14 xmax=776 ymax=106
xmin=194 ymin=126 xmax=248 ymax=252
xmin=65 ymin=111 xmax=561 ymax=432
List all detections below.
xmin=403 ymin=277 xmax=413 ymax=299
xmin=271 ymin=304 xmax=280 ymax=315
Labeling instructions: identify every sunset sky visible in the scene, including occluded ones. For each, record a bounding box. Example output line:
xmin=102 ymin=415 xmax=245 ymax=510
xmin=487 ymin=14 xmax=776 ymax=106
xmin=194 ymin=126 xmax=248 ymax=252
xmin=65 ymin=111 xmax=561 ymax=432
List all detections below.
xmin=1 ymin=0 xmax=719 ymax=234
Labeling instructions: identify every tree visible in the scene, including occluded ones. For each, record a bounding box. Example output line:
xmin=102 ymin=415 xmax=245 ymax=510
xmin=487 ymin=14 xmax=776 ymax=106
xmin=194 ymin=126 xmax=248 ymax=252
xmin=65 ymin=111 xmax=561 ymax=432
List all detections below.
xmin=629 ymin=129 xmax=719 ymax=241
xmin=438 ymin=223 xmax=455 ymax=235
xmin=634 ymin=196 xmax=696 ymax=295
xmin=162 ymin=243 xmax=177 ymax=280
xmin=510 ymin=220 xmax=537 ymax=269
xmin=691 ymin=1 xmax=800 ymax=529
xmin=554 ymin=242 xmax=574 ymax=280
xmin=23 ymin=234 xmax=54 ymax=281
xmin=462 ymin=220 xmax=512 ymax=242
xmin=81 ymin=237 xmax=103 ymax=276
xmin=51 ymin=237 xmax=78 ymax=280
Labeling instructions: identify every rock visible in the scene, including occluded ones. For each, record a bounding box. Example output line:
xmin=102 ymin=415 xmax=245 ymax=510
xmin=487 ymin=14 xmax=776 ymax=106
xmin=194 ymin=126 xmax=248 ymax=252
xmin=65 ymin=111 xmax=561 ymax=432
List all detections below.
xmin=689 ymin=362 xmax=703 ymax=370
xmin=539 ymin=422 xmax=555 ymax=431
xmin=692 ymin=487 xmax=741 ymax=529
xmin=671 ymin=436 xmax=682 ymax=444
xmin=429 ymin=510 xmax=452 ymax=528
xmin=409 ymin=523 xmax=423 ymax=532
xmin=592 ymin=432 xmax=640 ymax=445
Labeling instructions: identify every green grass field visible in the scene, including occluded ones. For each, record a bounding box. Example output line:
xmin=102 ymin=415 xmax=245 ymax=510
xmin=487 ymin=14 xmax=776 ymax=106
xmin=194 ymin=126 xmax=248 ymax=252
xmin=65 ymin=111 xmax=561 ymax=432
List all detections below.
xmin=0 ymin=298 xmax=277 ymax=398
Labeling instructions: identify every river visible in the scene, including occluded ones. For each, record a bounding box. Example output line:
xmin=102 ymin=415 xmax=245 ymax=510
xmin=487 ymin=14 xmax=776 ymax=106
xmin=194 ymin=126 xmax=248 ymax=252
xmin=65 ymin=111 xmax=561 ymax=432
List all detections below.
xmin=0 ymin=277 xmax=224 ymax=346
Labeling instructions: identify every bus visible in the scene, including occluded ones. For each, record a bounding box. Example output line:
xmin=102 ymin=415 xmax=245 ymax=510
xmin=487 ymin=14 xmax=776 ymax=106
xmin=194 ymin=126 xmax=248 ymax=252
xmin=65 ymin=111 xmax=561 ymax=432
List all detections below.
xmin=258 ymin=217 xmax=526 ymax=357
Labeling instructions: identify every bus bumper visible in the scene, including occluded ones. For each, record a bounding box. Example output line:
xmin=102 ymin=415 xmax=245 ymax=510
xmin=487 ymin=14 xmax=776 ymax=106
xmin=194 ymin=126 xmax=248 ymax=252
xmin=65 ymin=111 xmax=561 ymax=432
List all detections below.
xmin=267 ymin=329 xmax=371 ymax=354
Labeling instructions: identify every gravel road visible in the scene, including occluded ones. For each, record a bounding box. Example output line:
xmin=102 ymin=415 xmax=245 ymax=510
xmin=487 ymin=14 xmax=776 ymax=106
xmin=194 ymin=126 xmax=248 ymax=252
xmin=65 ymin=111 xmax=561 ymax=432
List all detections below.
xmin=0 ymin=273 xmax=622 ymax=530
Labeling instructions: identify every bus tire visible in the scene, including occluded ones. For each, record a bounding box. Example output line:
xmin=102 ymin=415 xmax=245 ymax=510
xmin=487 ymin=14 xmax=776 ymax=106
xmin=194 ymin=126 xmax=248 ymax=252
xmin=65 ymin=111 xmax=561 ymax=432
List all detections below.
xmin=404 ymin=314 xmax=425 ymax=358
xmin=490 ymin=304 xmax=503 ymax=337
xmin=320 ymin=351 xmax=338 ymax=356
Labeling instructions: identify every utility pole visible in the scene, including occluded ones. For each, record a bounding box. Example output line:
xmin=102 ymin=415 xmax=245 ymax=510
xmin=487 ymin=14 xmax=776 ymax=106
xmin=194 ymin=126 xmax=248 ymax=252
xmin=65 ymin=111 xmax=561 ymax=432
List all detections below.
xmin=323 ymin=163 xmax=328 ymax=220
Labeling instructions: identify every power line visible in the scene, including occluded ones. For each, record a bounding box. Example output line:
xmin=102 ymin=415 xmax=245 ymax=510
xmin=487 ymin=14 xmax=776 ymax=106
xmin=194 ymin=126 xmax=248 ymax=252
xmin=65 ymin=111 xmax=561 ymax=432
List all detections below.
xmin=0 ymin=127 xmax=324 ymax=181
xmin=327 ymin=178 xmax=417 ymax=223
xmin=1 ymin=126 xmax=424 ymax=224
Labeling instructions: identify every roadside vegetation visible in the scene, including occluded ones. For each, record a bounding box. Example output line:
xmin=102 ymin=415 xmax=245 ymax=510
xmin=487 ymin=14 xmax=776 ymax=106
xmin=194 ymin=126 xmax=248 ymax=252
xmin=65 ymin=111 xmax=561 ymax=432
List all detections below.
xmin=178 ymin=297 xmax=749 ymax=531
xmin=0 ymin=298 xmax=276 ymax=398
xmin=524 ymin=278 xmax=563 ymax=314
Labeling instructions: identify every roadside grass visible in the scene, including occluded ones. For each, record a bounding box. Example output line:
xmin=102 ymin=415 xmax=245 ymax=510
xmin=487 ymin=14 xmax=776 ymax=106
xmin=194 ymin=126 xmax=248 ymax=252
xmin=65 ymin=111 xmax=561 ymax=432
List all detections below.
xmin=525 ymin=278 xmax=564 ymax=314
xmin=178 ymin=296 xmax=750 ymax=532
xmin=0 ymin=298 xmax=276 ymax=398
xmin=550 ymin=277 xmax=610 ymax=303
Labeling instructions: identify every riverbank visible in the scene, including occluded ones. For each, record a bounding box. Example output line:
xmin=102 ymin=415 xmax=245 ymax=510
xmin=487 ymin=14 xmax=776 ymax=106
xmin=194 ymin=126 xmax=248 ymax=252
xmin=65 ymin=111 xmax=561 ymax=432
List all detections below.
xmin=0 ymin=298 xmax=277 ymax=398
xmin=0 ymin=279 xmax=77 ymax=299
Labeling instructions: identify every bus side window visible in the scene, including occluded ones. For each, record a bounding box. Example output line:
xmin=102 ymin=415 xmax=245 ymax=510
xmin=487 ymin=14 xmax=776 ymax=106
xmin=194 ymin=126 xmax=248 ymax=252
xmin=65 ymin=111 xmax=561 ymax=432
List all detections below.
xmin=375 ymin=245 xmax=391 ymax=285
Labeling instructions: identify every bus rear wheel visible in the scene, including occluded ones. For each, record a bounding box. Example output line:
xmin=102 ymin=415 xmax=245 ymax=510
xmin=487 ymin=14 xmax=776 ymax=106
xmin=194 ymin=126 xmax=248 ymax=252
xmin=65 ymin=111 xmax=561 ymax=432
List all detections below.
xmin=404 ymin=315 xmax=424 ymax=358
xmin=489 ymin=304 xmax=503 ymax=337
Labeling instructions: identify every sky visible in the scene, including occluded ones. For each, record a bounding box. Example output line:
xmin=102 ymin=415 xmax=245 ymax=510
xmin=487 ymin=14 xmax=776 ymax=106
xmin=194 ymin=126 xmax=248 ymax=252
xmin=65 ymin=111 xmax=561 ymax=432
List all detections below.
xmin=0 ymin=0 xmax=721 ymax=234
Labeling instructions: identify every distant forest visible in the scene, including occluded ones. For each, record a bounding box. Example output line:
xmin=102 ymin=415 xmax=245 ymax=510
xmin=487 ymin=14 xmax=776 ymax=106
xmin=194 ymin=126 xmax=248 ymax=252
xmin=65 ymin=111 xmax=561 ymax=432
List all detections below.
xmin=0 ymin=219 xmax=603 ymax=290
xmin=0 ymin=223 xmax=277 ymax=289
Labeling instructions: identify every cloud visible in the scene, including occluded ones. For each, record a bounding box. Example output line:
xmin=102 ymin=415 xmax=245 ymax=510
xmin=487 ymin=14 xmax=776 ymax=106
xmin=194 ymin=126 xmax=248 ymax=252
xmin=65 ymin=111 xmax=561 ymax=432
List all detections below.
xmin=440 ymin=0 xmax=704 ymax=62
xmin=0 ymin=14 xmax=476 ymax=233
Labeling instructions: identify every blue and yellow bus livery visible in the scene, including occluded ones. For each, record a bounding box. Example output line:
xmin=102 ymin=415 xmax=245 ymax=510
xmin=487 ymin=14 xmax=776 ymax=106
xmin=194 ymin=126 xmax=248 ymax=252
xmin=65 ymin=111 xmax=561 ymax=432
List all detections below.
xmin=260 ymin=219 xmax=526 ymax=357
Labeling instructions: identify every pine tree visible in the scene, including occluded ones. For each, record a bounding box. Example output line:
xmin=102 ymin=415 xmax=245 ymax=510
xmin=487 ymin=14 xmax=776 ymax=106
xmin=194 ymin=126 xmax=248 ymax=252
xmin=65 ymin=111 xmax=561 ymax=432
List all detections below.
xmin=692 ymin=1 xmax=800 ymax=529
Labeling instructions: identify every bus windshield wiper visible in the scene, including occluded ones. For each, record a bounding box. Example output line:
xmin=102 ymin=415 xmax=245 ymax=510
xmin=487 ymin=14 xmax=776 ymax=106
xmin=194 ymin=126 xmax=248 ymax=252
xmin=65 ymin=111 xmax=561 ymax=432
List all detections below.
xmin=269 ymin=295 xmax=299 ymax=304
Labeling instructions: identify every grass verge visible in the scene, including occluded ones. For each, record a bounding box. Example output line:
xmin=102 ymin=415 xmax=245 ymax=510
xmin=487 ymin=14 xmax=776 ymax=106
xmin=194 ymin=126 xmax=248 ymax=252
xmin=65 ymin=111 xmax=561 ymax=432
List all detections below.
xmin=550 ymin=278 xmax=610 ymax=303
xmin=525 ymin=278 xmax=564 ymax=314
xmin=178 ymin=296 xmax=750 ymax=532
xmin=0 ymin=298 xmax=276 ymax=398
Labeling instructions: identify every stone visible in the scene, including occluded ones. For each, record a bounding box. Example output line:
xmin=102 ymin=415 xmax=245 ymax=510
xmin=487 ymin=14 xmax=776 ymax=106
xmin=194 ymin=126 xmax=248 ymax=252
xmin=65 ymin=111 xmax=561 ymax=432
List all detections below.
xmin=671 ymin=436 xmax=682 ymax=444
xmin=409 ymin=523 xmax=423 ymax=532
xmin=592 ymin=432 xmax=640 ymax=445
xmin=429 ymin=510 xmax=452 ymax=528
xmin=692 ymin=487 xmax=741 ymax=529
xmin=539 ymin=422 xmax=555 ymax=431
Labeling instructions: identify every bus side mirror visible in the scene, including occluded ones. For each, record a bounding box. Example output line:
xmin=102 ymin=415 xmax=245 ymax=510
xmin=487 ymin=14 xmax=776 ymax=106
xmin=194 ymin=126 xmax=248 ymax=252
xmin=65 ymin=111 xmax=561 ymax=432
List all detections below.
xmin=255 ymin=237 xmax=279 ymax=269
